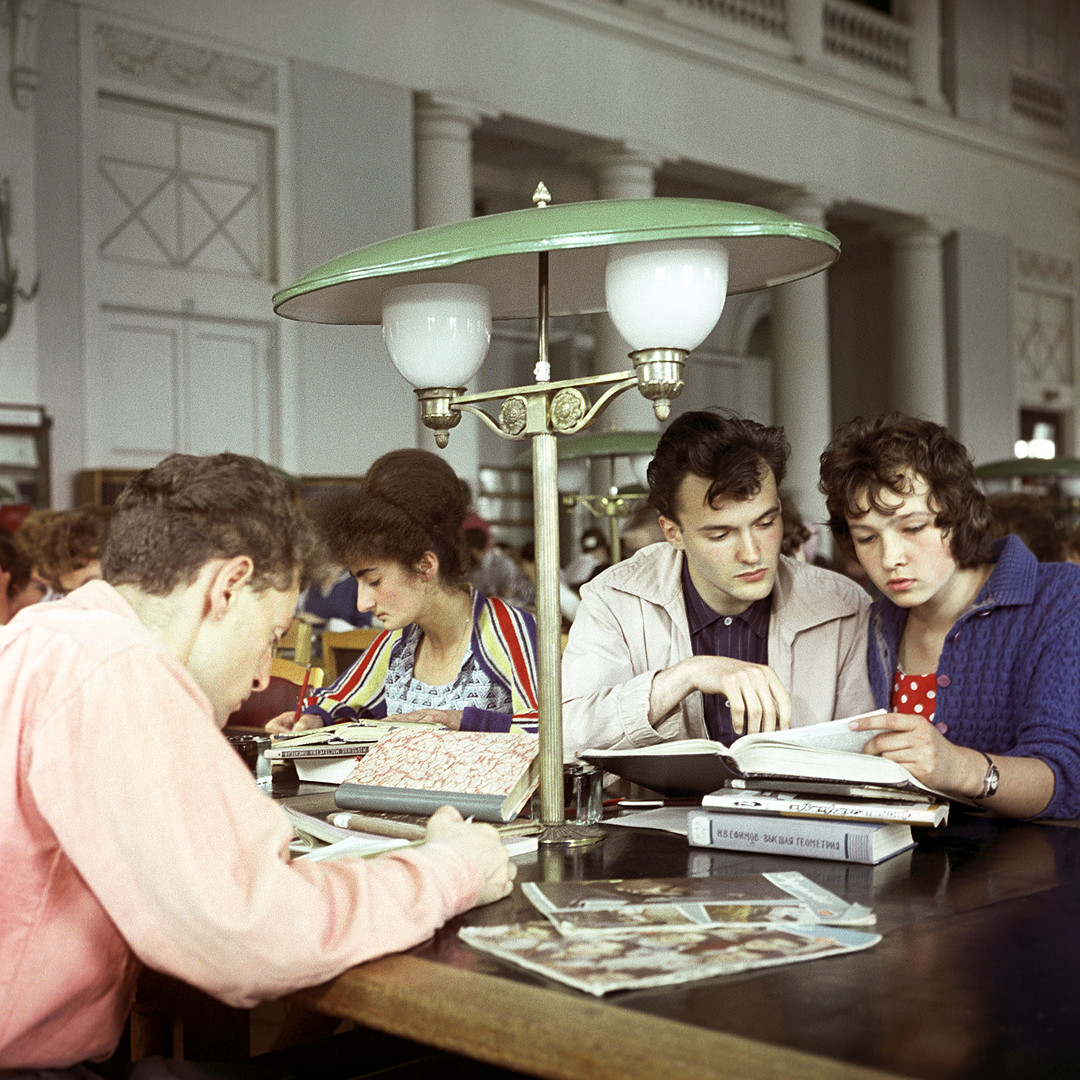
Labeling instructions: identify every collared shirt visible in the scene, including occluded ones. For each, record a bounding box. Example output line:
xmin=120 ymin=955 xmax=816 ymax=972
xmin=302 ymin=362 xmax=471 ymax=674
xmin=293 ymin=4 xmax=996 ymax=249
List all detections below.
xmin=681 ymin=558 xmax=771 ymax=744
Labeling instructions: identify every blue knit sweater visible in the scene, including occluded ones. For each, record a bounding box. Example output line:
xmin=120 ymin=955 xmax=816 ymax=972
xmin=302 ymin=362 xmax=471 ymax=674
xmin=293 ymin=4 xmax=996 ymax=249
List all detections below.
xmin=868 ymin=535 xmax=1080 ymax=819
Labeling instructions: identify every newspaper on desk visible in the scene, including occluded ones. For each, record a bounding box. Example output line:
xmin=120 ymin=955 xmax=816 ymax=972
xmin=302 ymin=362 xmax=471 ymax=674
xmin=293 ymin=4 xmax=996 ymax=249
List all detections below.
xmin=459 ymin=871 xmax=880 ymax=997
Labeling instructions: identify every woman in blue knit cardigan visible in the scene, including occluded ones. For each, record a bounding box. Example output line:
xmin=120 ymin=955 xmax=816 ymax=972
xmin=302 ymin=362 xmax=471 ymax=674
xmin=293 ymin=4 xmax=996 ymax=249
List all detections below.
xmin=819 ymin=414 xmax=1080 ymax=820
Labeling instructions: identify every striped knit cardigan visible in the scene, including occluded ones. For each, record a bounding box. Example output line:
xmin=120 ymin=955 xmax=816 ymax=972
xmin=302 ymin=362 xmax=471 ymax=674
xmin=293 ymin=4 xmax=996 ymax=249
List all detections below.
xmin=300 ymin=588 xmax=539 ymax=733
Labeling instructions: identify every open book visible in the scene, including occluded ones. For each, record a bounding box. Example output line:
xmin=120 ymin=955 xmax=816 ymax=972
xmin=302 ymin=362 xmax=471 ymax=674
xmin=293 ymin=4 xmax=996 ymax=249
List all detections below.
xmin=335 ymin=727 xmax=540 ymax=823
xmin=578 ymin=712 xmax=952 ymax=801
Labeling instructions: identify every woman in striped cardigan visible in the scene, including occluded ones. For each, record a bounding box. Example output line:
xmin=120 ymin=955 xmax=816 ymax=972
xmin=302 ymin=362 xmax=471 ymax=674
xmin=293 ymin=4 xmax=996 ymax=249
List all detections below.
xmin=266 ymin=449 xmax=538 ymax=735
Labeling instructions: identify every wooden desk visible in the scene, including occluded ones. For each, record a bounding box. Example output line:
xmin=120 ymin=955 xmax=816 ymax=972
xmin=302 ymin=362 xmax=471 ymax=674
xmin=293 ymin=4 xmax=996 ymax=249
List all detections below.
xmin=289 ymin=805 xmax=1080 ymax=1080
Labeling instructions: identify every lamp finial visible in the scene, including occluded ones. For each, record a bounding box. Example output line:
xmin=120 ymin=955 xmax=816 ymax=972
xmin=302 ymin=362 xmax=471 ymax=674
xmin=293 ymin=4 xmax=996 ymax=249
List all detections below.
xmin=532 ymin=182 xmax=551 ymax=208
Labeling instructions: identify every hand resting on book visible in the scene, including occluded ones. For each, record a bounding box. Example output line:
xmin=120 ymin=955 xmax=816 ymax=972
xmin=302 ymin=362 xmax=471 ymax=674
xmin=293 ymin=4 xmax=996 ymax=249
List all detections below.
xmin=850 ymin=712 xmax=1054 ymax=818
xmin=649 ymin=655 xmax=792 ymax=735
xmin=426 ymin=805 xmax=516 ymax=905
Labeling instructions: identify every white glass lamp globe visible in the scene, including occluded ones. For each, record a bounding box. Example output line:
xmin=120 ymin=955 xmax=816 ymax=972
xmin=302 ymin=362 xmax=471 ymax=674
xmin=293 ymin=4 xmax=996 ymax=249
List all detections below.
xmin=604 ymin=240 xmax=729 ymax=353
xmin=381 ymin=283 xmax=492 ymax=388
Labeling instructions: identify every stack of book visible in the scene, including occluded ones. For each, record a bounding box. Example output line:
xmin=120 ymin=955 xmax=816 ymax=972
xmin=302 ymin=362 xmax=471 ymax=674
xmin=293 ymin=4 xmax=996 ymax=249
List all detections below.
xmin=265 ymin=718 xmax=436 ymax=783
xmin=581 ymin=714 xmax=952 ymax=865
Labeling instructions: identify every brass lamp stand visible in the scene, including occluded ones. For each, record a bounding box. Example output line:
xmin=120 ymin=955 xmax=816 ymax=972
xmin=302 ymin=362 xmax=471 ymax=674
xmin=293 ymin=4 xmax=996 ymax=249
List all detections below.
xmin=273 ymin=187 xmax=840 ymax=846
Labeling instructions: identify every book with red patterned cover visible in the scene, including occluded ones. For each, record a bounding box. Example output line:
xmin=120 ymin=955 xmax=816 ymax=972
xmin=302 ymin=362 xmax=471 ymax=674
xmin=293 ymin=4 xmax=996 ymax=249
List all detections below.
xmin=334 ymin=728 xmax=540 ymax=823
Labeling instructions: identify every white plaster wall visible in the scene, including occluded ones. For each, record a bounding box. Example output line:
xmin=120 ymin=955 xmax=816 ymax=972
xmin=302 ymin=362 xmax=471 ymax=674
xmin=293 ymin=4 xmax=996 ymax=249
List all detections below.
xmin=945 ymin=228 xmax=1016 ymax=467
xmin=287 ymin=59 xmax=416 ymax=477
xmin=0 ymin=21 xmax=40 ymax=405
xmin=31 ymin=0 xmax=83 ymax=506
xmin=10 ymin=0 xmax=1080 ymax=502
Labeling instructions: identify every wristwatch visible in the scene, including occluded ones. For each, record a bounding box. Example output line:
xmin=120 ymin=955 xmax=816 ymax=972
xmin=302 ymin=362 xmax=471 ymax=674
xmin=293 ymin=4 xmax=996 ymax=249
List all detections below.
xmin=976 ymin=752 xmax=1000 ymax=800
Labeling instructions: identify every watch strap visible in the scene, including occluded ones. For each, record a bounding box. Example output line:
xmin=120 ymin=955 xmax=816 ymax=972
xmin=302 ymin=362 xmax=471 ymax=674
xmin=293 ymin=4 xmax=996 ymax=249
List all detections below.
xmin=976 ymin=751 xmax=1000 ymax=799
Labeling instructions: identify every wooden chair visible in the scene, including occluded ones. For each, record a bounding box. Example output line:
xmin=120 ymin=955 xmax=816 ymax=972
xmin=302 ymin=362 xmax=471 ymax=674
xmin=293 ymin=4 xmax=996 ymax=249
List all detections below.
xmin=224 ymin=660 xmax=325 ymax=729
xmin=274 ymin=617 xmax=314 ymax=666
xmin=321 ymin=627 xmax=381 ymax=682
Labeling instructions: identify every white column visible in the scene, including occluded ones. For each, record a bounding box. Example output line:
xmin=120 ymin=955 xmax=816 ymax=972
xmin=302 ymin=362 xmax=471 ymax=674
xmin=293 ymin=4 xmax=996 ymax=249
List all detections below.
xmin=413 ymin=93 xmax=483 ymax=480
xmin=786 ymin=0 xmax=825 ymax=67
xmin=588 ymin=147 xmax=664 ymax=457
xmin=886 ymin=219 xmax=948 ymax=424
xmin=900 ymin=0 xmax=948 ymax=111
xmin=770 ymin=192 xmax=834 ymax=558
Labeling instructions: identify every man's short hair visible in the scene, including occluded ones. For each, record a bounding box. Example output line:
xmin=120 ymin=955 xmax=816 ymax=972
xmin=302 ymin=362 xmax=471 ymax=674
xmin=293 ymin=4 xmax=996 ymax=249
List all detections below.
xmin=105 ymin=453 xmax=328 ymax=595
xmin=647 ymin=410 xmax=790 ymax=523
xmin=818 ymin=413 xmax=993 ymax=568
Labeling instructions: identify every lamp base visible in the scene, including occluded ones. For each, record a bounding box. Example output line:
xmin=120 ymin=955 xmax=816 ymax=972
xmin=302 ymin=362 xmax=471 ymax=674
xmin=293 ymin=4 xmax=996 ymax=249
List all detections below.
xmin=631 ymin=348 xmax=686 ymax=421
xmin=537 ymin=821 xmax=606 ymax=847
xmin=415 ymin=386 xmax=465 ymax=447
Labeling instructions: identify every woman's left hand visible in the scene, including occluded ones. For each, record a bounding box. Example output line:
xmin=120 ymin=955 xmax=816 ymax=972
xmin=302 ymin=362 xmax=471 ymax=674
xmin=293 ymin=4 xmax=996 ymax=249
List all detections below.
xmin=386 ymin=709 xmax=465 ymax=730
xmin=851 ymin=711 xmax=984 ymax=798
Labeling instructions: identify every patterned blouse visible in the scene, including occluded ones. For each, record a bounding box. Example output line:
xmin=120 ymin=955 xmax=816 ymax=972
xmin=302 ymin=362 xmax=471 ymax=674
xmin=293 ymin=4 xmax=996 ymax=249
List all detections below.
xmin=301 ymin=587 xmax=539 ymax=733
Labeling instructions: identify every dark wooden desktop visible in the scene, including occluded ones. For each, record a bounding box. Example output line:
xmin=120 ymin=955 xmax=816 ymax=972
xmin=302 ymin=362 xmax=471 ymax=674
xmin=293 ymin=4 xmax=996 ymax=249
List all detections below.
xmin=284 ymin=785 xmax=1080 ymax=1080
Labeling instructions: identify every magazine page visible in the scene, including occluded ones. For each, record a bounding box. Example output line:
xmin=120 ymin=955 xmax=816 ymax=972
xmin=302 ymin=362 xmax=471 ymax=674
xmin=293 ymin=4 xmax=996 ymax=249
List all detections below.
xmin=459 ymin=921 xmax=881 ymax=997
xmin=521 ymin=872 xmax=873 ymax=937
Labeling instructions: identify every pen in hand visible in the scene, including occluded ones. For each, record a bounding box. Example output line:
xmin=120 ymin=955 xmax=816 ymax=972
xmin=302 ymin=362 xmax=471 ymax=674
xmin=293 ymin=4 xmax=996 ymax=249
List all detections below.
xmin=292 ymin=667 xmax=312 ymax=728
xmin=329 ymin=812 xmax=427 ymax=841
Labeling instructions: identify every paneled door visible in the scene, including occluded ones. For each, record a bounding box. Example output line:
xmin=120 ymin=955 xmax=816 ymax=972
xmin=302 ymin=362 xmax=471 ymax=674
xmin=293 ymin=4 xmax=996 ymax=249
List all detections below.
xmin=94 ymin=308 xmax=278 ymax=468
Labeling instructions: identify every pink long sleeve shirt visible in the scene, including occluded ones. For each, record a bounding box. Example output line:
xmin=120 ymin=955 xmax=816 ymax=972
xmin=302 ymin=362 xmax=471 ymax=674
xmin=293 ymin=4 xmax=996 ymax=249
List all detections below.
xmin=0 ymin=582 xmax=483 ymax=1069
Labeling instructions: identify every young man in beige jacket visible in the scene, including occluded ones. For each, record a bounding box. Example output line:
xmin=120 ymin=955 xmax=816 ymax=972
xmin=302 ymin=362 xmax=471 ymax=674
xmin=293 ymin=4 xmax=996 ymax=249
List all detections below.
xmin=562 ymin=411 xmax=874 ymax=761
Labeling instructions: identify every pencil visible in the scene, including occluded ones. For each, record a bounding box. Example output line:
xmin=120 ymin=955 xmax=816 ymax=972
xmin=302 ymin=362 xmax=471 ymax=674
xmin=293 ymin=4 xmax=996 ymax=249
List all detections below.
xmin=292 ymin=667 xmax=312 ymax=727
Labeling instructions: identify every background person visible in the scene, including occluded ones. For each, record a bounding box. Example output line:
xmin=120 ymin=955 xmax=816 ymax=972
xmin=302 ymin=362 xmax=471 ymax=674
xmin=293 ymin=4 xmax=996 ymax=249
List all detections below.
xmin=0 ymin=451 xmax=513 ymax=1071
xmin=985 ymin=491 xmax=1065 ymax=562
xmin=562 ymin=410 xmax=874 ymax=764
xmin=819 ymin=413 xmax=1080 ymax=819
xmin=268 ymin=449 xmax=538 ymax=735
xmin=466 ymin=525 xmax=536 ymax=610
xmin=35 ymin=505 xmax=110 ymax=594
xmin=0 ymin=531 xmax=42 ymax=624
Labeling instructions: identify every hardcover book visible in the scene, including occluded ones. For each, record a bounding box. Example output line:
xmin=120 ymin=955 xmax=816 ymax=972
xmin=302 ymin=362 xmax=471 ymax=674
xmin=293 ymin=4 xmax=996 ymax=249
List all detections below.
xmin=701 ymin=786 xmax=949 ymax=827
xmin=687 ymin=807 xmax=916 ymax=865
xmin=579 ymin=713 xmax=952 ymax=802
xmin=335 ymin=727 xmax=540 ymax=823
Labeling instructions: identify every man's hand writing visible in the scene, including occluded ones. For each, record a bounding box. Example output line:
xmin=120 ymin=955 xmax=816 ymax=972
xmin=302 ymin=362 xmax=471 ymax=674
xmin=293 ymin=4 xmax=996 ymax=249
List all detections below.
xmin=265 ymin=710 xmax=323 ymax=734
xmin=425 ymin=805 xmax=515 ymax=905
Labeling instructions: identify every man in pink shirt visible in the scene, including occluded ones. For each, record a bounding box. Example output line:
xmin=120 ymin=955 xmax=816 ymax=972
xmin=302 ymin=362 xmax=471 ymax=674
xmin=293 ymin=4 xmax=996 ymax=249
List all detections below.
xmin=0 ymin=452 xmax=514 ymax=1071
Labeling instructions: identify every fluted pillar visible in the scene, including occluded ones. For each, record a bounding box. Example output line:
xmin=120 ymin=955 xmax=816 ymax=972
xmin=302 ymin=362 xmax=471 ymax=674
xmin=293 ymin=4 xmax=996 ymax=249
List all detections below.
xmin=770 ymin=193 xmax=834 ymax=557
xmin=787 ymin=0 xmax=825 ymax=67
xmin=413 ymin=93 xmax=484 ymax=478
xmin=589 ymin=147 xmax=664 ymax=447
xmin=905 ymin=0 xmax=948 ymax=110
xmin=886 ymin=219 xmax=948 ymax=424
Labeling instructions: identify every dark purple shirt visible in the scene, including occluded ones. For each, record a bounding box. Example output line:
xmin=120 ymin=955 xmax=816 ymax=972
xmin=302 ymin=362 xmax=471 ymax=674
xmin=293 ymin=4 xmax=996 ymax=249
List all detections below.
xmin=681 ymin=558 xmax=771 ymax=744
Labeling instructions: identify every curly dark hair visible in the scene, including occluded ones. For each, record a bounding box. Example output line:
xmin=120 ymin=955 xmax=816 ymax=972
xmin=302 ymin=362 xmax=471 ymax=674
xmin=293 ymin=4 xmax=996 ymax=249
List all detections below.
xmin=315 ymin=449 xmax=470 ymax=585
xmin=818 ymin=414 xmax=993 ymax=568
xmin=647 ymin=410 xmax=789 ymax=523
xmin=105 ymin=453 xmax=328 ymax=595
xmin=36 ymin=506 xmax=110 ymax=591
xmin=0 ymin=530 xmax=32 ymax=599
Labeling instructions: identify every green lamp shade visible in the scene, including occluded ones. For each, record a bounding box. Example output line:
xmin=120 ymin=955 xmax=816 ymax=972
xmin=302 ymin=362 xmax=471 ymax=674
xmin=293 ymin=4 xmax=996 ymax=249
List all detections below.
xmin=975 ymin=457 xmax=1080 ymax=478
xmin=273 ymin=197 xmax=839 ymax=325
xmin=513 ymin=430 xmax=661 ymax=468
